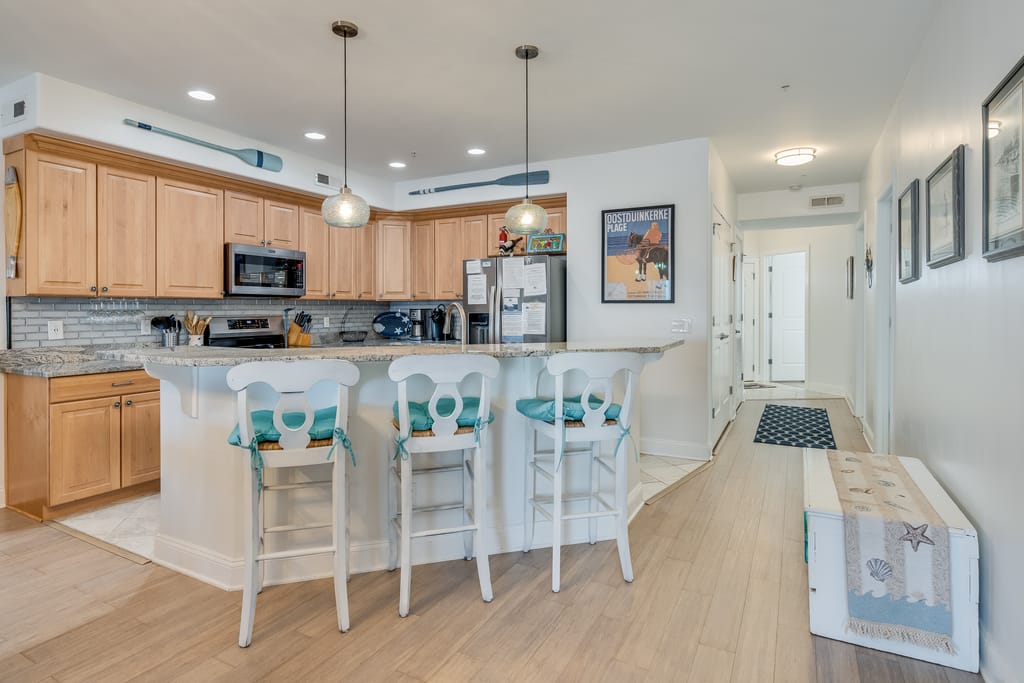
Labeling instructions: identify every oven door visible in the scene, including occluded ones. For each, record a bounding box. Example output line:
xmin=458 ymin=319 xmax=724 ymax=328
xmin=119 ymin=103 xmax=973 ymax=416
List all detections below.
xmin=226 ymin=243 xmax=306 ymax=297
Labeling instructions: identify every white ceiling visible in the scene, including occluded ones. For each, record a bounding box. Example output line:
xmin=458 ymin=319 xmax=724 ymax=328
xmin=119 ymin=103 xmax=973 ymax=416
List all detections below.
xmin=0 ymin=0 xmax=935 ymax=192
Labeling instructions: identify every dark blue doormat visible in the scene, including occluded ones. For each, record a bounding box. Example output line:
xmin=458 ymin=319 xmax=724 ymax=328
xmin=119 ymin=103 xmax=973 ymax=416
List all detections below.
xmin=753 ymin=404 xmax=836 ymax=449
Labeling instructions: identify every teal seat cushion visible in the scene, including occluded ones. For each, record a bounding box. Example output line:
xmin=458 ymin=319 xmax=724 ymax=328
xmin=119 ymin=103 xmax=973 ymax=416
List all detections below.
xmin=516 ymin=395 xmax=622 ymax=422
xmin=392 ymin=397 xmax=494 ymax=431
xmin=228 ymin=406 xmax=337 ymax=446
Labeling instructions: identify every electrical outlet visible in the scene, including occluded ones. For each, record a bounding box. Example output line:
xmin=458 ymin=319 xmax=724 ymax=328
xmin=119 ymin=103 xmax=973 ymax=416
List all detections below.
xmin=47 ymin=320 xmax=64 ymax=340
xmin=141 ymin=319 xmax=150 ymax=334
xmin=323 ymin=316 xmax=330 ymax=327
xmin=670 ymin=318 xmax=691 ymax=335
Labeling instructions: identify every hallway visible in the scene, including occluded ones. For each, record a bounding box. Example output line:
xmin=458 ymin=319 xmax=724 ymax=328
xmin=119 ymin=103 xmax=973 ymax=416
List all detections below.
xmin=0 ymin=399 xmax=980 ymax=681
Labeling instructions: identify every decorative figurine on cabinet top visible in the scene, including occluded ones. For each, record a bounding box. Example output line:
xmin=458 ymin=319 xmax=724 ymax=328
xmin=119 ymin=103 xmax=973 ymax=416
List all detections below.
xmin=497 ymin=225 xmax=524 ymax=256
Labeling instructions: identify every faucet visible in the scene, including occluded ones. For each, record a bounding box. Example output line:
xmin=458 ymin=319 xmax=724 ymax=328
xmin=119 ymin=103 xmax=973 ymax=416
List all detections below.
xmin=443 ymin=302 xmax=467 ymax=350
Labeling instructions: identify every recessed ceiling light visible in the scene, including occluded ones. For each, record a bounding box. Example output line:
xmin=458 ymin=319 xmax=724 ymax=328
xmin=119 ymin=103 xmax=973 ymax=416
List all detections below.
xmin=304 ymin=131 xmax=326 ymax=140
xmin=774 ymin=147 xmax=816 ymax=166
xmin=389 ymin=161 xmax=407 ymax=168
xmin=467 ymin=148 xmax=486 ymax=156
xmin=187 ymin=90 xmax=216 ymax=101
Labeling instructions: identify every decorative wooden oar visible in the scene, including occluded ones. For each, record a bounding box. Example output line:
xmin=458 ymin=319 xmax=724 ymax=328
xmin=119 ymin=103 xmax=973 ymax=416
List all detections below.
xmin=122 ymin=119 xmax=283 ymax=172
xmin=408 ymin=170 xmax=549 ymax=195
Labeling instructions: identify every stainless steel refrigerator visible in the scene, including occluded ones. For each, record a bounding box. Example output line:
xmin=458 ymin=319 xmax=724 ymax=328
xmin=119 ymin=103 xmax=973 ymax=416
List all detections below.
xmin=462 ymin=255 xmax=566 ymax=344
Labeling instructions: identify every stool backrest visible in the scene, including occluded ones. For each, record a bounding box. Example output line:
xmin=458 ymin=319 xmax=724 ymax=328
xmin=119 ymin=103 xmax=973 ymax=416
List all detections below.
xmin=388 ymin=354 xmax=500 ymax=438
xmin=226 ymin=360 xmax=361 ymax=450
xmin=544 ymin=352 xmax=645 ymax=429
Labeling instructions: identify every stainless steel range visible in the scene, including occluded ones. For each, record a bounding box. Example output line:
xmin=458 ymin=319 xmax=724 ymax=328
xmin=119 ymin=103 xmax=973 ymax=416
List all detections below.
xmin=205 ymin=315 xmax=286 ymax=349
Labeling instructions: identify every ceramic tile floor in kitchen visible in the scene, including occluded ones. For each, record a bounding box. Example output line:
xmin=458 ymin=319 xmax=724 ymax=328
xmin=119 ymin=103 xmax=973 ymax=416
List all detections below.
xmin=639 ymin=454 xmax=706 ymax=501
xmin=57 ymin=493 xmax=159 ymax=560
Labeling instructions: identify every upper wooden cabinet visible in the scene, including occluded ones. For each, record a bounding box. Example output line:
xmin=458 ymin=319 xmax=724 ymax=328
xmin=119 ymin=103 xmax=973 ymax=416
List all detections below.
xmin=300 ymin=207 xmax=331 ymax=299
xmin=411 ymin=220 xmax=435 ymax=300
xmin=224 ymin=190 xmax=263 ymax=246
xmin=264 ymin=200 xmax=300 ymax=249
xmin=330 ymin=221 xmax=376 ymax=300
xmin=156 ymin=178 xmax=224 ymax=298
xmin=97 ymin=166 xmax=156 ymax=297
xmin=376 ymin=219 xmax=412 ymax=301
xmin=25 ymin=152 xmax=97 ymax=296
xmin=487 ymin=205 xmax=566 ymax=257
xmin=433 ymin=217 xmax=462 ymax=300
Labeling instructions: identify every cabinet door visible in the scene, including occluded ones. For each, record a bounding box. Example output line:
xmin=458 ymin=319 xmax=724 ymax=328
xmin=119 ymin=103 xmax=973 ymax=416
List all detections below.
xmin=461 ymin=215 xmax=488 ymax=260
xmin=329 ymin=225 xmax=357 ymax=299
xmin=97 ymin=166 xmax=156 ymax=297
xmin=376 ymin=219 xmax=411 ymax=300
xmin=487 ymin=213 xmax=506 ymax=257
xmin=121 ymin=390 xmax=161 ymax=487
xmin=49 ymin=397 xmax=121 ymax=506
xmin=26 ymin=152 xmax=97 ymax=296
xmin=301 ymin=207 xmax=331 ymax=299
xmin=224 ymin=191 xmax=263 ymax=246
xmin=156 ymin=178 xmax=224 ymax=298
xmin=411 ymin=220 xmax=435 ymax=300
xmin=434 ymin=217 xmax=462 ymax=300
xmin=264 ymin=200 xmax=299 ymax=249
xmin=356 ymin=223 xmax=376 ymax=300
xmin=546 ymin=205 xmax=567 ymax=237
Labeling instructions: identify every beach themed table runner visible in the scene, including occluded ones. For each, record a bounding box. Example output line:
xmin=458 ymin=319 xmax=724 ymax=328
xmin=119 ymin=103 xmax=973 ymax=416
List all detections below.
xmin=826 ymin=450 xmax=954 ymax=654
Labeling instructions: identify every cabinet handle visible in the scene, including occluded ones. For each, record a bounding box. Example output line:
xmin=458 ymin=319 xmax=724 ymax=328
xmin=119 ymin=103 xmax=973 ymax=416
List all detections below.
xmin=259 ymin=240 xmax=265 ymax=246
xmin=125 ymin=400 xmax=133 ymax=406
xmin=90 ymin=286 xmax=97 ymax=292
xmin=111 ymin=380 xmax=135 ymax=387
xmin=113 ymin=401 xmax=121 ymax=408
xmin=101 ymin=286 xmax=109 ymax=292
xmin=266 ymin=240 xmax=272 ymax=245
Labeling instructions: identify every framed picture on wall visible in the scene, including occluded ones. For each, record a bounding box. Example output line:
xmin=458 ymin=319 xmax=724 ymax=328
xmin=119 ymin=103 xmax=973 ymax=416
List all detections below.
xmin=983 ymin=54 xmax=1024 ymax=261
xmin=926 ymin=144 xmax=966 ymax=268
xmin=601 ymin=204 xmax=675 ymax=303
xmin=898 ymin=179 xmax=920 ymax=284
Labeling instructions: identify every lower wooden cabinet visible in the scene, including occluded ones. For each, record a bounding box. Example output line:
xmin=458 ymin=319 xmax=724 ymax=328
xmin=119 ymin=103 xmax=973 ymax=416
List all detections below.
xmin=5 ymin=370 xmax=161 ymax=519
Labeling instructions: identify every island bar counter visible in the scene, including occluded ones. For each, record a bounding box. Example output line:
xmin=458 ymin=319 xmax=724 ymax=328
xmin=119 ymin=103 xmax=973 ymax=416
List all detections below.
xmin=99 ymin=339 xmax=683 ymax=590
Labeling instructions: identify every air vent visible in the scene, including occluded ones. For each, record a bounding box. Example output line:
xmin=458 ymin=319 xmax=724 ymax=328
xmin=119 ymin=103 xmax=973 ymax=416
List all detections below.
xmin=809 ymin=194 xmax=845 ymax=209
xmin=2 ymin=98 xmax=28 ymax=127
xmin=315 ymin=171 xmax=340 ymax=189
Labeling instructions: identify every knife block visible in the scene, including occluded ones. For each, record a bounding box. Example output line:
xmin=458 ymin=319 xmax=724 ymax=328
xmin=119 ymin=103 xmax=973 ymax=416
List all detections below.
xmin=287 ymin=323 xmax=311 ymax=348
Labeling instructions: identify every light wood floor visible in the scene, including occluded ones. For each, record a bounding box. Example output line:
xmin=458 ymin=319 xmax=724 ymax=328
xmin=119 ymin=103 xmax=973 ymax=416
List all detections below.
xmin=0 ymin=398 xmax=983 ymax=682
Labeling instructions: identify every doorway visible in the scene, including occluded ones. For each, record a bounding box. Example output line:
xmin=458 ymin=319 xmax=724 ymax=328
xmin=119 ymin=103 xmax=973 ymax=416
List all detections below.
xmin=709 ymin=211 xmax=736 ymax=444
xmin=766 ymin=251 xmax=807 ymax=382
xmin=741 ymin=256 xmax=759 ymax=381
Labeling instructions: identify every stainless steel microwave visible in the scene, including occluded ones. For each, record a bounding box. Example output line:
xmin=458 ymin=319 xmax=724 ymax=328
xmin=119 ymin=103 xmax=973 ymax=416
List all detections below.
xmin=225 ymin=243 xmax=306 ymax=297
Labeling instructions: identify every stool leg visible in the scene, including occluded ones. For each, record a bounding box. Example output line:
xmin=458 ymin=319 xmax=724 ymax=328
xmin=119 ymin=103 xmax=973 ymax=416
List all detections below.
xmin=551 ymin=433 xmax=564 ymax=593
xmin=523 ymin=424 xmax=536 ymax=553
xmin=333 ymin=459 xmax=350 ymax=633
xmin=398 ymin=455 xmax=413 ymax=617
xmin=473 ymin=441 xmax=493 ymax=602
xmin=588 ymin=441 xmax=600 ymax=545
xmin=462 ymin=448 xmax=474 ymax=561
xmin=238 ymin=467 xmax=260 ymax=648
xmin=387 ymin=458 xmax=399 ymax=571
xmin=614 ymin=437 xmax=634 ymax=583
xmin=257 ymin=477 xmax=266 ymax=594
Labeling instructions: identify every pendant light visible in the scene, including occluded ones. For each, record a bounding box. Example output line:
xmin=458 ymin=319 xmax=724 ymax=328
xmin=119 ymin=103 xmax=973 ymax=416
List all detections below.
xmin=321 ymin=20 xmax=370 ymax=228
xmin=505 ymin=45 xmax=548 ymax=235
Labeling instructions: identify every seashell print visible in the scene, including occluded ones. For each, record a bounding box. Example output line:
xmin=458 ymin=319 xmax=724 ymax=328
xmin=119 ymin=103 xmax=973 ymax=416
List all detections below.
xmin=854 ymin=504 xmax=872 ymax=512
xmin=877 ymin=480 xmax=895 ymax=487
xmin=867 ymin=558 xmax=893 ymax=582
xmin=845 ymin=456 xmax=862 ymax=463
xmin=841 ymin=469 xmax=855 ymax=473
xmin=849 ymin=487 xmax=874 ymax=495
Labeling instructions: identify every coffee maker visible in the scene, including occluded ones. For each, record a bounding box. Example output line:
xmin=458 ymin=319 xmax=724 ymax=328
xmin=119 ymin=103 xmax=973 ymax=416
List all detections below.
xmin=408 ymin=308 xmax=426 ymax=341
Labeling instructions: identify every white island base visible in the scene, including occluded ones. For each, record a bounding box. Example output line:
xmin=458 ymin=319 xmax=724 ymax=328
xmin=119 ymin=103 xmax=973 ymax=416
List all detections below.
xmin=103 ymin=341 xmax=680 ymax=590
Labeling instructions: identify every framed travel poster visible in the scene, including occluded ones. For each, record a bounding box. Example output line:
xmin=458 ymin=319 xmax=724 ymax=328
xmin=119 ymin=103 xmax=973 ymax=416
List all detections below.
xmin=983 ymin=54 xmax=1024 ymax=261
xmin=898 ymin=180 xmax=920 ymax=284
xmin=926 ymin=144 xmax=966 ymax=268
xmin=601 ymin=204 xmax=675 ymax=303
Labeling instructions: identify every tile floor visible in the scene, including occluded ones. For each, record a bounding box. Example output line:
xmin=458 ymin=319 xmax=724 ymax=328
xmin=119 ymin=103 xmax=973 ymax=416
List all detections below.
xmin=743 ymin=380 xmax=841 ymax=401
xmin=57 ymin=492 xmax=160 ymax=560
xmin=639 ymin=454 xmax=706 ymax=501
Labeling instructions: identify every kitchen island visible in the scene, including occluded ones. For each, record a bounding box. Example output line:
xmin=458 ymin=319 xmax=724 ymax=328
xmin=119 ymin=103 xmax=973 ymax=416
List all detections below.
xmin=99 ymin=339 xmax=683 ymax=590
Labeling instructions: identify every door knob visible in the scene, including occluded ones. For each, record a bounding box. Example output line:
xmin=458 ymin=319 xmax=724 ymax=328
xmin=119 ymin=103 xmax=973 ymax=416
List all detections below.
xmin=718 ymin=333 xmax=729 ymax=340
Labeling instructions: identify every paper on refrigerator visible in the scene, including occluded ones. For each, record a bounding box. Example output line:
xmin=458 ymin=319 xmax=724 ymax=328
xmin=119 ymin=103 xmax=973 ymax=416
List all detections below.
xmin=523 ymin=302 xmax=546 ymax=335
xmin=501 ymin=257 xmax=525 ymax=289
xmin=466 ymin=273 xmax=488 ymax=305
xmin=524 ymin=262 xmax=547 ymax=296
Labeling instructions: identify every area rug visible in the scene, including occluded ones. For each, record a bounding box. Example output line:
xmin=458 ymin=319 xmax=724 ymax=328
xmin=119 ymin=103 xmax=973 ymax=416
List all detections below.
xmin=753 ymin=403 xmax=836 ymax=449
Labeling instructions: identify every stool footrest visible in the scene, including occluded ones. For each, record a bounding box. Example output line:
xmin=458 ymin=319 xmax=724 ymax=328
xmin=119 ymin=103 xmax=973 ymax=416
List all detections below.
xmin=411 ymin=523 xmax=476 ymax=538
xmin=256 ymin=545 xmax=335 ymax=561
xmin=392 ymin=463 xmax=465 ymax=477
xmin=395 ymin=501 xmax=466 ymax=515
xmin=264 ymin=522 xmax=332 ymax=534
xmin=263 ymin=480 xmax=332 ymax=491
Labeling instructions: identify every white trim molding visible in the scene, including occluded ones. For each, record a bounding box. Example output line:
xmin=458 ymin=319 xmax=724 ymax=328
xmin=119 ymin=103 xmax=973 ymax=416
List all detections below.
xmin=639 ymin=437 xmax=712 ymax=461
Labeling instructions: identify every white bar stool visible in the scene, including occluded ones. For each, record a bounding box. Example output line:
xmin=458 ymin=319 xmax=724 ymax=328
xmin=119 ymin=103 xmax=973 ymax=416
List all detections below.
xmin=517 ymin=351 xmax=644 ymax=593
xmin=226 ymin=359 xmax=360 ymax=647
xmin=387 ymin=354 xmax=499 ymax=617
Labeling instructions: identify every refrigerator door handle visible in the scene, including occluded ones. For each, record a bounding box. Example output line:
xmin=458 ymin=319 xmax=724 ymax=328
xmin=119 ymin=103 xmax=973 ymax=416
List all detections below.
xmin=488 ymin=285 xmax=497 ymax=344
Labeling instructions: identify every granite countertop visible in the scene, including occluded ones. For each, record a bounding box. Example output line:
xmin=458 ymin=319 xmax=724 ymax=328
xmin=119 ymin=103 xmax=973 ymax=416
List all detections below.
xmin=0 ymin=346 xmax=148 ymax=378
xmin=97 ymin=338 xmax=686 ymax=367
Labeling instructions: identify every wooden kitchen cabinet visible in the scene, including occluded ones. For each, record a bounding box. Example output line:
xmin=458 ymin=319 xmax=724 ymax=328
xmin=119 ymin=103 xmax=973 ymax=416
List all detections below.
xmin=156 ymin=177 xmax=224 ymax=297
xmin=434 ymin=217 xmax=462 ymax=299
xmin=264 ymin=200 xmax=300 ymax=249
xmin=376 ymin=218 xmax=412 ymax=300
xmin=224 ymin=190 xmax=263 ymax=246
xmin=329 ymin=221 xmax=376 ymax=300
xmin=487 ymin=205 xmax=566 ymax=257
xmin=300 ymin=207 xmax=331 ymax=299
xmin=97 ymin=166 xmax=157 ymax=297
xmin=411 ymin=220 xmax=435 ymax=300
xmin=461 ymin=215 xmax=488 ymax=260
xmin=5 ymin=370 xmax=161 ymax=520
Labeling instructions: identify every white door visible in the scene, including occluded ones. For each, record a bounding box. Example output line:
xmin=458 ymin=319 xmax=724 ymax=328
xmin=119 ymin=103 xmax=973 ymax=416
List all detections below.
xmin=742 ymin=256 xmax=758 ymax=381
xmin=710 ymin=219 xmax=734 ymax=440
xmin=768 ymin=251 xmax=806 ymax=382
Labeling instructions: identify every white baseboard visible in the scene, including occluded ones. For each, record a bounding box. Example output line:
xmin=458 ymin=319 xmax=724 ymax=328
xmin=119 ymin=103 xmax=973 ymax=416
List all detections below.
xmin=981 ymin=626 xmax=1018 ymax=683
xmin=155 ymin=483 xmax=647 ymax=592
xmin=862 ymin=421 xmax=876 ymax=453
xmin=639 ymin=437 xmax=711 ymax=461
xmin=0 ymin=486 xmax=6 ymax=508
xmin=803 ymin=382 xmax=851 ymax=403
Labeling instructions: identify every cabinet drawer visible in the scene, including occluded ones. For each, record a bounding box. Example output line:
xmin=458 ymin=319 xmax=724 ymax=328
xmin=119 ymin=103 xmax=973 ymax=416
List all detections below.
xmin=49 ymin=370 xmax=159 ymax=403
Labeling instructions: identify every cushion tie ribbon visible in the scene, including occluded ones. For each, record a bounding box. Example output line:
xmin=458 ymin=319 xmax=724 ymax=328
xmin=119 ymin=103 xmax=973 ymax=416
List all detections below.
xmin=394 ymin=434 xmax=411 ymax=461
xmin=616 ymin=424 xmax=639 ymax=463
xmin=326 ymin=427 xmax=357 ymax=467
xmin=247 ymin=437 xmax=265 ymax=496
xmin=473 ymin=416 xmax=486 ymax=445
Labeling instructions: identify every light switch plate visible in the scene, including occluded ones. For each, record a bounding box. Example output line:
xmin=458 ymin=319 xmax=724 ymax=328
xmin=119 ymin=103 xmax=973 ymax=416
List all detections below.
xmin=670 ymin=318 xmax=691 ymax=335
xmin=47 ymin=320 xmax=64 ymax=340
xmin=141 ymin=319 xmax=150 ymax=334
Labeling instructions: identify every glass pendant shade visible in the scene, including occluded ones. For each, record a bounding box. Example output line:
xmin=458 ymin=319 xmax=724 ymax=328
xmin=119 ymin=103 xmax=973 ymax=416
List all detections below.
xmin=505 ymin=198 xmax=548 ymax=235
xmin=322 ymin=186 xmax=370 ymax=227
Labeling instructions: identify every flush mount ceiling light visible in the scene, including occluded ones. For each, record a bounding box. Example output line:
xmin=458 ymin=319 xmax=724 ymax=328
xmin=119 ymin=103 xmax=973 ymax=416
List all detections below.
xmin=321 ymin=20 xmax=370 ymax=228
xmin=187 ymin=90 xmax=216 ymax=101
xmin=774 ymin=147 xmax=816 ymax=166
xmin=505 ymin=45 xmax=548 ymax=235
xmin=467 ymin=148 xmax=487 ymax=156
xmin=389 ymin=161 xmax=406 ymax=168
xmin=304 ymin=131 xmax=326 ymax=140
xmin=988 ymin=120 xmax=1002 ymax=138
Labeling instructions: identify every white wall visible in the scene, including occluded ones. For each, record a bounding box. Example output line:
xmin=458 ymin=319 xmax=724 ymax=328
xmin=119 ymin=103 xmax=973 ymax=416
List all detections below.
xmin=861 ymin=1 xmax=1024 ymax=679
xmin=738 ymin=182 xmax=861 ymax=222
xmin=394 ymin=139 xmax=715 ymax=458
xmin=742 ymin=225 xmax=858 ymax=401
